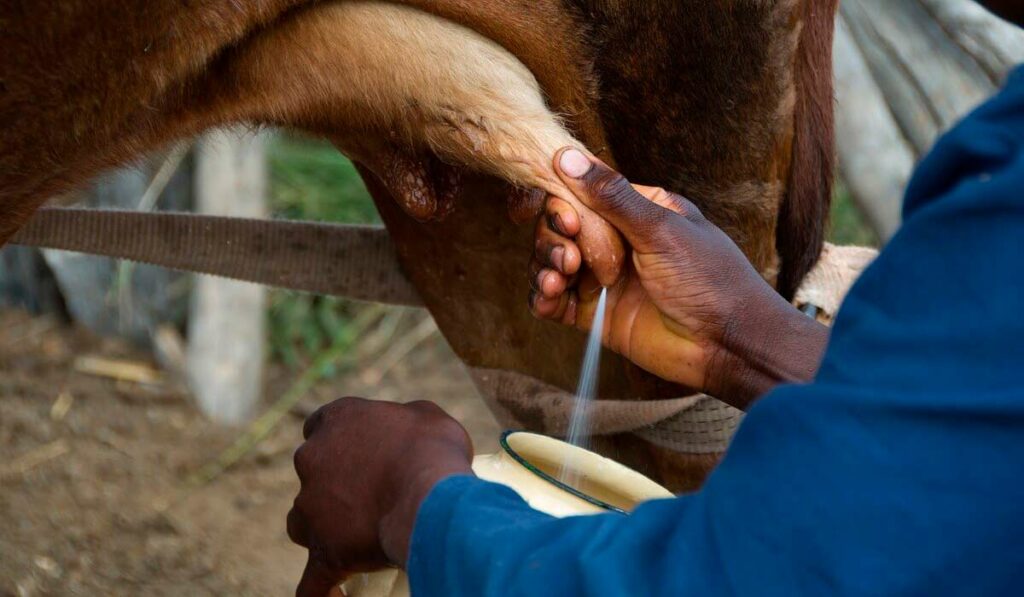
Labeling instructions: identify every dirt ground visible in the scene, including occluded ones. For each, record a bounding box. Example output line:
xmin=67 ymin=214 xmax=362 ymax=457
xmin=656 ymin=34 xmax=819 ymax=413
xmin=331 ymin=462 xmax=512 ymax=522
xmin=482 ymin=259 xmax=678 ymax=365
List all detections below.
xmin=0 ymin=308 xmax=499 ymax=596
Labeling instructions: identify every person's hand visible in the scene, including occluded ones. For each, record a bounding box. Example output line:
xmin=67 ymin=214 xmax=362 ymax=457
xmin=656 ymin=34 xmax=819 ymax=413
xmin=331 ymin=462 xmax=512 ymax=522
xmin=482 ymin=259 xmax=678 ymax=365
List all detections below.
xmin=529 ymin=148 xmax=829 ymax=408
xmin=287 ymin=397 xmax=474 ymax=596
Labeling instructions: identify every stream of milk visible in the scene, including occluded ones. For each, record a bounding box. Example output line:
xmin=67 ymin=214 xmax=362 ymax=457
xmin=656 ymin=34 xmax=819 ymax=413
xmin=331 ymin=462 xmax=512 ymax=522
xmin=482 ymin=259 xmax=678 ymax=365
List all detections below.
xmin=558 ymin=287 xmax=608 ymax=487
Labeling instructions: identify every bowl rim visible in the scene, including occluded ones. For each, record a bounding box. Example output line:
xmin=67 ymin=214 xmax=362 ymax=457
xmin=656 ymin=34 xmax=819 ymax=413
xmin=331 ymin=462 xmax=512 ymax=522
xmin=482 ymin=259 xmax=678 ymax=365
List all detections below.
xmin=499 ymin=430 xmax=628 ymax=515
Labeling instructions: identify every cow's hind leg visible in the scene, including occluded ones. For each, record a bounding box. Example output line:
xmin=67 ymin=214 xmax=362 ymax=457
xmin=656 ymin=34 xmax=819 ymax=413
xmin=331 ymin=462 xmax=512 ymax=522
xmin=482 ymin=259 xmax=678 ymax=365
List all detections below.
xmin=192 ymin=1 xmax=625 ymax=283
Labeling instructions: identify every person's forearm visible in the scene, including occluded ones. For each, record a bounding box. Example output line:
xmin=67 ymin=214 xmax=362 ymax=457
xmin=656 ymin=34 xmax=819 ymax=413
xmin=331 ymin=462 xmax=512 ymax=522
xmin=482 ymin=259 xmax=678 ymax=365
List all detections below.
xmin=706 ymin=293 xmax=830 ymax=410
xmin=408 ymin=476 xmax=719 ymax=596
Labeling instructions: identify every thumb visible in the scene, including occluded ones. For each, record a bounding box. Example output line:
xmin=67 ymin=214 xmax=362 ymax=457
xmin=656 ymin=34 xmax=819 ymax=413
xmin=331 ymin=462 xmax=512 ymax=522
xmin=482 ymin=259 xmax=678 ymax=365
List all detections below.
xmin=554 ymin=148 xmax=685 ymax=254
xmin=296 ymin=554 xmax=343 ymax=597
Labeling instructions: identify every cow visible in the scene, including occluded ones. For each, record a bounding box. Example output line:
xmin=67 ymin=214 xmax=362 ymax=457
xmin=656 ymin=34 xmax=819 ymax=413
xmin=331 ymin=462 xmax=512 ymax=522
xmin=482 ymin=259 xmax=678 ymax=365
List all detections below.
xmin=0 ymin=0 xmax=837 ymax=490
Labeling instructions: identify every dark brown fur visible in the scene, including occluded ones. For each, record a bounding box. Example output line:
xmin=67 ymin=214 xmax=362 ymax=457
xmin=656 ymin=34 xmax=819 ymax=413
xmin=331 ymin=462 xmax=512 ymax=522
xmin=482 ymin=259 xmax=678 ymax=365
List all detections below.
xmin=563 ymin=0 xmax=835 ymax=292
xmin=778 ymin=0 xmax=839 ymax=298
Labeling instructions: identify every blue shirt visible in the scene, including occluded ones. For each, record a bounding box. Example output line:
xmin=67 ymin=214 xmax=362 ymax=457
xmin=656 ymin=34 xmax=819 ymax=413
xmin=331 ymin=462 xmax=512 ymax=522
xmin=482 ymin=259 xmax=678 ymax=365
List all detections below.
xmin=408 ymin=67 xmax=1024 ymax=596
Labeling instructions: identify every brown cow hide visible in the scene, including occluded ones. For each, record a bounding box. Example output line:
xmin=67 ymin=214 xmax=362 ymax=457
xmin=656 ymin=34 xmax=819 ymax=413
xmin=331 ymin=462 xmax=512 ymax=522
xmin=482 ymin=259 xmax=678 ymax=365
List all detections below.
xmin=0 ymin=0 xmax=838 ymax=489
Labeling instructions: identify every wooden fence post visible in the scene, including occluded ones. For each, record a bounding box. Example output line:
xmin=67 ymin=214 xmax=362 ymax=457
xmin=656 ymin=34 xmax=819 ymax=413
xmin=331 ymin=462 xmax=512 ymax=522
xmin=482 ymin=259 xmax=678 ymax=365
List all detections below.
xmin=188 ymin=128 xmax=268 ymax=425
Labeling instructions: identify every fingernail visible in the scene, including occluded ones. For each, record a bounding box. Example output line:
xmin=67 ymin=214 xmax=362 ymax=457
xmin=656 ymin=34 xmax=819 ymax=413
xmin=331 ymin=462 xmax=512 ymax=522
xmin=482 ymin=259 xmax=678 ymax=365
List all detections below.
xmin=559 ymin=149 xmax=592 ymax=179
xmin=547 ymin=213 xmax=562 ymax=234
xmin=554 ymin=213 xmax=568 ymax=234
xmin=550 ymin=246 xmax=566 ymax=272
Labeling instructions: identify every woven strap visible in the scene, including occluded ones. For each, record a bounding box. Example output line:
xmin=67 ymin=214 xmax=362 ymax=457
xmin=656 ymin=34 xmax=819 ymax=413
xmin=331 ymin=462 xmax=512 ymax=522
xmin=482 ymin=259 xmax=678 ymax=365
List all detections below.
xmin=11 ymin=207 xmax=422 ymax=307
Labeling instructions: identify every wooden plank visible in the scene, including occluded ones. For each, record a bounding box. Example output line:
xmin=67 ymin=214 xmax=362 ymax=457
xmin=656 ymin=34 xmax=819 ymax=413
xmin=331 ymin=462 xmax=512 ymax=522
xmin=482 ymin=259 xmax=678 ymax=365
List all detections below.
xmin=187 ymin=128 xmax=268 ymax=425
xmin=917 ymin=0 xmax=1024 ymax=84
xmin=833 ymin=16 xmax=916 ymax=241
xmin=841 ymin=0 xmax=996 ymax=154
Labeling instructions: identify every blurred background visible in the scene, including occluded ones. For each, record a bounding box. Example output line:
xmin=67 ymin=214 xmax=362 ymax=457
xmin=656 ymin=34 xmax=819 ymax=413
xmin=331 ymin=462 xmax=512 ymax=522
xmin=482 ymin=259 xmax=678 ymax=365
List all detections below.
xmin=0 ymin=133 xmax=501 ymax=596
xmin=1 ymin=1 xmax=1020 ymax=594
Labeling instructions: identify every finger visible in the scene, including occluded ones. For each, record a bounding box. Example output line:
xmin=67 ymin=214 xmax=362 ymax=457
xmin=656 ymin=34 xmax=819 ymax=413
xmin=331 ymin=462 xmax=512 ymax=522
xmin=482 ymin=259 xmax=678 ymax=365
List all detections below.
xmin=554 ymin=148 xmax=686 ymax=254
xmin=534 ymin=219 xmax=581 ymax=275
xmin=530 ymin=289 xmax=577 ymax=324
xmin=531 ymin=291 xmax=559 ymax=319
xmin=303 ymin=407 xmax=325 ymax=440
xmin=547 ymin=151 xmax=626 ymax=287
xmin=537 ymin=267 xmax=568 ymax=299
xmin=528 ymin=255 xmax=572 ymax=299
xmin=286 ymin=505 xmax=309 ymax=547
xmin=545 ymin=196 xmax=581 ymax=237
xmin=292 ymin=443 xmax=311 ymax=484
xmin=527 ymin=258 xmax=543 ymax=292
xmin=296 ymin=555 xmax=343 ymax=597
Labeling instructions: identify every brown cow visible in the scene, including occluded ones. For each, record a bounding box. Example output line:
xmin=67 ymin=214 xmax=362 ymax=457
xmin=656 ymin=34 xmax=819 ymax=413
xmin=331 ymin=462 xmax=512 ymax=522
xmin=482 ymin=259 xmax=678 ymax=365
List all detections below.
xmin=0 ymin=0 xmax=837 ymax=490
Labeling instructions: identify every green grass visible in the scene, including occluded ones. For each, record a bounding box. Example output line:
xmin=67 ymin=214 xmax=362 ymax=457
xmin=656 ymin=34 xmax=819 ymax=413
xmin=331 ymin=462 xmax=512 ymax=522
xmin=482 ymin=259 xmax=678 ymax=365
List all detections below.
xmin=268 ymin=135 xmax=379 ymax=225
xmin=267 ymin=135 xmax=380 ymax=368
xmin=829 ymin=182 xmax=880 ymax=247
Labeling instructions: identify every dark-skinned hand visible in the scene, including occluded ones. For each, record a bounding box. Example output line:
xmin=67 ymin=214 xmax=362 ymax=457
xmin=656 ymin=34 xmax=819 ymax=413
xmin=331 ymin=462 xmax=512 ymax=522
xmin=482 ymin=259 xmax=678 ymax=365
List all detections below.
xmin=287 ymin=397 xmax=474 ymax=597
xmin=529 ymin=148 xmax=830 ymax=409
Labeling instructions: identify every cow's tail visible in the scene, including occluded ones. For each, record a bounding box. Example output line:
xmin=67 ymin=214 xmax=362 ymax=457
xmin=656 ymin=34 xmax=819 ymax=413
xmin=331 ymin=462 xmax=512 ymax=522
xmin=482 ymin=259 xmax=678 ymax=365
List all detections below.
xmin=775 ymin=0 xmax=838 ymax=299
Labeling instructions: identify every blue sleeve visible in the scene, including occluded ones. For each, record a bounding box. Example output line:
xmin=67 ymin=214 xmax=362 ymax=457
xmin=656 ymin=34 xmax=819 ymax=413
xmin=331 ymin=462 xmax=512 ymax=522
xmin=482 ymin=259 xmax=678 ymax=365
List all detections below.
xmin=408 ymin=68 xmax=1024 ymax=597
xmin=409 ymin=475 xmax=726 ymax=596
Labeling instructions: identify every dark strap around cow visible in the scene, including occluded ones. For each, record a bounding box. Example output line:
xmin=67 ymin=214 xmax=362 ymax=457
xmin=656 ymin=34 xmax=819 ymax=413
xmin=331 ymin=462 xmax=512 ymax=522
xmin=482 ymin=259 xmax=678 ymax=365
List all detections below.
xmin=10 ymin=207 xmax=424 ymax=307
